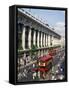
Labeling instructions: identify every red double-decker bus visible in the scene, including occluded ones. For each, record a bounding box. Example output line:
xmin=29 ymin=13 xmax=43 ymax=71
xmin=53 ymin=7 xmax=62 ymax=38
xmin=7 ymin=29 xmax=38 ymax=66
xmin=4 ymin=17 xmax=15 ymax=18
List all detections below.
xmin=32 ymin=55 xmax=53 ymax=79
xmin=48 ymin=48 xmax=57 ymax=56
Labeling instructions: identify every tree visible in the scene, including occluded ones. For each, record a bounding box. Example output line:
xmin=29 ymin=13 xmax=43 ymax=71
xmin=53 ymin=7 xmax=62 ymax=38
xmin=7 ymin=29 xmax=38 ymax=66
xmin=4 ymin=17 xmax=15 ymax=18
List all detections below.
xmin=30 ymin=44 xmax=37 ymax=60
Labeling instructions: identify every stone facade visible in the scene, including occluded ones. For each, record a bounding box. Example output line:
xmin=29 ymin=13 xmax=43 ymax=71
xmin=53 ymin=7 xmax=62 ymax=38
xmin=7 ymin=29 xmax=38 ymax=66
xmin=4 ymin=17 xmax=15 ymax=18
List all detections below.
xmin=18 ymin=8 xmax=61 ymax=57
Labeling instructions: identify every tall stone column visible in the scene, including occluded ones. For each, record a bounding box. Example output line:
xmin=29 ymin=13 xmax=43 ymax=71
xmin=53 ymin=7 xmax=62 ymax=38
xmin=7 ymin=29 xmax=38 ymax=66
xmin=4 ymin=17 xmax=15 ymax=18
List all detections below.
xmin=41 ymin=32 xmax=43 ymax=47
xmin=48 ymin=35 xmax=50 ymax=47
xmin=47 ymin=34 xmax=48 ymax=46
xmin=33 ymin=30 xmax=36 ymax=46
xmin=53 ymin=36 xmax=55 ymax=46
xmin=44 ymin=33 xmax=45 ymax=47
xmin=45 ymin=34 xmax=46 ymax=47
xmin=39 ymin=32 xmax=41 ymax=47
xmin=51 ymin=35 xmax=53 ymax=46
xmin=28 ymin=28 xmax=31 ymax=49
xmin=37 ymin=31 xmax=39 ymax=48
xmin=22 ymin=26 xmax=25 ymax=50
xmin=52 ymin=36 xmax=54 ymax=46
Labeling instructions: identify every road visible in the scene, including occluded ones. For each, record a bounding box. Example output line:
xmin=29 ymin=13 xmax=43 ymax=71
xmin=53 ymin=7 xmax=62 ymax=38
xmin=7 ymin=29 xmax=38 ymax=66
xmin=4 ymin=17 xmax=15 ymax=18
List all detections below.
xmin=18 ymin=48 xmax=65 ymax=81
xmin=51 ymin=48 xmax=65 ymax=80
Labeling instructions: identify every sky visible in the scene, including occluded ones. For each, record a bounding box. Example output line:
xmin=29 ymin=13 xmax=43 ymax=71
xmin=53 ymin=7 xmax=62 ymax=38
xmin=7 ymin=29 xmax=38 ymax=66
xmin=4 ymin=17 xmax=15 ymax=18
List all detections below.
xmin=23 ymin=8 xmax=65 ymax=37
